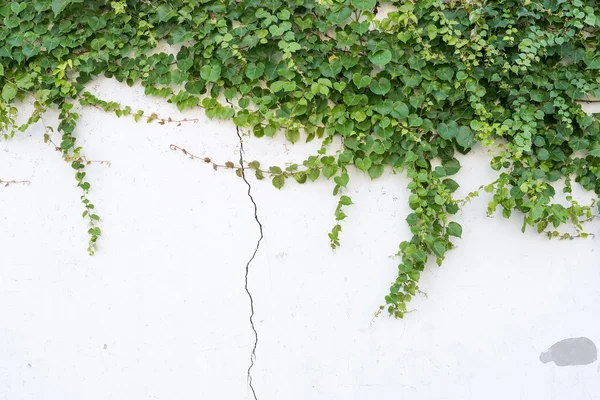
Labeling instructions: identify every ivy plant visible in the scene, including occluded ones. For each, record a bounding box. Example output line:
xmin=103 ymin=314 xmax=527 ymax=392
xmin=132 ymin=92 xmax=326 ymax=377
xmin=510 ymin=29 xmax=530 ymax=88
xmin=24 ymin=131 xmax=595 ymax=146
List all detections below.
xmin=1 ymin=0 xmax=600 ymax=317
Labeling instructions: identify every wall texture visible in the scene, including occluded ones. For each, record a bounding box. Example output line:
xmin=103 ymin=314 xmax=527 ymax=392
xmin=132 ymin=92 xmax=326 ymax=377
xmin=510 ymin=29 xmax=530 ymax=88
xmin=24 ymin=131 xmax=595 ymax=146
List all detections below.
xmin=1 ymin=80 xmax=600 ymax=400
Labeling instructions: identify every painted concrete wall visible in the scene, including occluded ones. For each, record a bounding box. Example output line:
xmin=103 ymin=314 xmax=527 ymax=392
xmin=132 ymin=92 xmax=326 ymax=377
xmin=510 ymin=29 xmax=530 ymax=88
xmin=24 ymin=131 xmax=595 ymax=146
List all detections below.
xmin=1 ymin=79 xmax=599 ymax=400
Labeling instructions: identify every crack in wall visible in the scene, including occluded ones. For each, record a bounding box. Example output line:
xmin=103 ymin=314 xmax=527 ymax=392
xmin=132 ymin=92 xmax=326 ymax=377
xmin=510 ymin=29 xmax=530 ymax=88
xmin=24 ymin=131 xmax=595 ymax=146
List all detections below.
xmin=229 ymin=101 xmax=263 ymax=400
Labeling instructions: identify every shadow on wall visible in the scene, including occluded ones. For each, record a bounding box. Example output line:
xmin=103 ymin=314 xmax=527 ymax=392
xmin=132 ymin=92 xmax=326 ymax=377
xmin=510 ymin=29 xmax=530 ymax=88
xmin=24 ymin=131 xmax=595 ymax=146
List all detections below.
xmin=539 ymin=337 xmax=598 ymax=367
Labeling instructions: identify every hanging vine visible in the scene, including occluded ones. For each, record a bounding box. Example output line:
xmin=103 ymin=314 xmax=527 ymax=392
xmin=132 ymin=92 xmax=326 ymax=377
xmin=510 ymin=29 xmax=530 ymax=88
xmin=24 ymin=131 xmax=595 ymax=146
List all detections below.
xmin=2 ymin=0 xmax=600 ymax=317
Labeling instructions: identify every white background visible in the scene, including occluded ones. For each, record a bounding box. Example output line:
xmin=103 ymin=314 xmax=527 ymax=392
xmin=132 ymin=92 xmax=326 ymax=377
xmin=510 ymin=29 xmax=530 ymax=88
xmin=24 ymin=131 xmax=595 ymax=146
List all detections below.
xmin=1 ymin=79 xmax=599 ymax=400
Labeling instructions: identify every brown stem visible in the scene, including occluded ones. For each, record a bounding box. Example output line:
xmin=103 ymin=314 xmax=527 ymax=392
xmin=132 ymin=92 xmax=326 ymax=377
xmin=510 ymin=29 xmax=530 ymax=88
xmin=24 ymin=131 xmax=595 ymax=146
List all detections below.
xmin=0 ymin=179 xmax=31 ymax=187
xmin=170 ymin=144 xmax=239 ymax=170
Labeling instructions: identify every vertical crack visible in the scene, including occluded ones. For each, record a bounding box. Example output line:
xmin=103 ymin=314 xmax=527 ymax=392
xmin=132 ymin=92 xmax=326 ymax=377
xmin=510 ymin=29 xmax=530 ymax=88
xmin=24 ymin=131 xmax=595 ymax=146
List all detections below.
xmin=229 ymin=101 xmax=263 ymax=400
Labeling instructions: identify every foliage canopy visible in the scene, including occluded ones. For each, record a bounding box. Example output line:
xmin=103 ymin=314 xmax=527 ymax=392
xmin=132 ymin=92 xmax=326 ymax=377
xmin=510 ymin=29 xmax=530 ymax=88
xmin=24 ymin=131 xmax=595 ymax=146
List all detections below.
xmin=2 ymin=0 xmax=600 ymax=316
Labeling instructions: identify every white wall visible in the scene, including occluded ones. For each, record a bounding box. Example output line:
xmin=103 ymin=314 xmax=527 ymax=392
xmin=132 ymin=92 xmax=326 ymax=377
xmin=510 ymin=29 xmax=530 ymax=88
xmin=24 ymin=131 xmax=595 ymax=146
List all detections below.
xmin=1 ymin=79 xmax=600 ymax=400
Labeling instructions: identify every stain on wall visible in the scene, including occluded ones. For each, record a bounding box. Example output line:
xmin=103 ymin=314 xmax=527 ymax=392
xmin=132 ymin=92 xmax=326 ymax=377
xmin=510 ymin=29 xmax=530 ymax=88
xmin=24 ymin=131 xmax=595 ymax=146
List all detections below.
xmin=539 ymin=337 xmax=597 ymax=366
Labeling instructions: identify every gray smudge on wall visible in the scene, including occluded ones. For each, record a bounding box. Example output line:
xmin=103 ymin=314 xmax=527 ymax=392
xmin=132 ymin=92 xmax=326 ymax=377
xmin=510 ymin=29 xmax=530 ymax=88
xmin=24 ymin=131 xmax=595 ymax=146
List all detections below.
xmin=539 ymin=337 xmax=597 ymax=366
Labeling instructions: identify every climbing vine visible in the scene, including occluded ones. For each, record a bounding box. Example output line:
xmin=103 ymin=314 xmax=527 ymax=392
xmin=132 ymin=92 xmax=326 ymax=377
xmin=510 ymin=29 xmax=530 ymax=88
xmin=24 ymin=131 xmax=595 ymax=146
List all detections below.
xmin=2 ymin=0 xmax=600 ymax=317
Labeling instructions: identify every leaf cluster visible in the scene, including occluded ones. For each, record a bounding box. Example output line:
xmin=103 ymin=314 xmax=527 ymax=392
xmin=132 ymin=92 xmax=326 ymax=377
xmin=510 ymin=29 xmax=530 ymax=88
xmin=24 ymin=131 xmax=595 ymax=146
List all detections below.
xmin=2 ymin=0 xmax=600 ymax=315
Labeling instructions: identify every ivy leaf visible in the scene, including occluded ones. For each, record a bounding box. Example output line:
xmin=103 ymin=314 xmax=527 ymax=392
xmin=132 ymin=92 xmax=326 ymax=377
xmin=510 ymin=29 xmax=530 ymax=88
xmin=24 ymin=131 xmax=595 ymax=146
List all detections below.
xmin=334 ymin=172 xmax=350 ymax=187
xmin=408 ymin=114 xmax=423 ymax=127
xmin=352 ymin=73 xmax=371 ymax=89
xmin=446 ymin=222 xmax=462 ymax=238
xmin=355 ymin=158 xmax=372 ymax=172
xmin=530 ymin=204 xmax=544 ymax=221
xmin=339 ymin=195 xmax=353 ymax=206
xmin=537 ymin=148 xmax=550 ymax=161
xmin=51 ymin=0 xmax=70 ymax=16
xmin=285 ymin=128 xmax=300 ymax=144
xmin=88 ymin=16 xmax=107 ymax=31
xmin=585 ymin=51 xmax=600 ymax=69
xmin=436 ymin=67 xmax=454 ymax=81
xmin=426 ymin=24 xmax=438 ymax=40
xmin=351 ymin=0 xmax=376 ymax=10
xmin=388 ymin=102 xmax=407 ymax=119
xmin=200 ymin=64 xmax=221 ymax=83
xmin=156 ymin=4 xmax=174 ymax=22
xmin=431 ymin=241 xmax=446 ymax=257
xmin=350 ymin=21 xmax=370 ymax=35
xmin=272 ymin=175 xmax=285 ymax=189
xmin=456 ymin=126 xmax=475 ymax=149
xmin=177 ymin=58 xmax=194 ymax=72
xmin=368 ymin=164 xmax=384 ymax=179
xmin=294 ymin=172 xmax=307 ymax=184
xmin=336 ymin=119 xmax=354 ymax=135
xmin=343 ymin=92 xmax=362 ymax=106
xmin=369 ymin=77 xmax=391 ymax=95
xmin=369 ymin=49 xmax=392 ymax=67
xmin=327 ymin=7 xmax=351 ymax=24
xmin=323 ymin=164 xmax=339 ymax=178
xmin=437 ymin=121 xmax=458 ymax=140
xmin=443 ymin=158 xmax=461 ymax=175
xmin=319 ymin=59 xmax=343 ymax=77
xmin=333 ymin=82 xmax=346 ymax=92
xmin=245 ymin=63 xmax=265 ymax=80
xmin=1 ymin=83 xmax=17 ymax=102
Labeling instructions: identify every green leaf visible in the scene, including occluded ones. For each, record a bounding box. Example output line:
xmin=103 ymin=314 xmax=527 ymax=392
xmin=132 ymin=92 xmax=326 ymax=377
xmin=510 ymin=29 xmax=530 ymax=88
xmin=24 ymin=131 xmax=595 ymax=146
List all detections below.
xmin=343 ymin=92 xmax=362 ymax=106
xmin=156 ymin=4 xmax=173 ymax=22
xmin=436 ymin=67 xmax=454 ymax=81
xmin=369 ymin=49 xmax=392 ymax=68
xmin=334 ymin=172 xmax=350 ymax=187
xmin=51 ymin=0 xmax=70 ymax=16
xmin=352 ymin=73 xmax=371 ymax=89
xmin=443 ymin=158 xmax=461 ymax=175
xmin=585 ymin=51 xmax=600 ymax=69
xmin=87 ymin=16 xmax=107 ymax=31
xmin=200 ymin=64 xmax=221 ymax=83
xmin=1 ymin=83 xmax=17 ymax=102
xmin=319 ymin=59 xmax=343 ymax=77
xmin=336 ymin=119 xmax=354 ymax=135
xmin=537 ymin=148 xmax=550 ymax=161
xmin=390 ymin=102 xmax=409 ymax=119
xmin=369 ymin=77 xmax=391 ymax=95
xmin=368 ymin=164 xmax=384 ymax=179
xmin=327 ymin=7 xmax=351 ymax=24
xmin=177 ymin=58 xmax=194 ymax=72
xmin=456 ymin=126 xmax=475 ymax=149
xmin=294 ymin=172 xmax=307 ymax=184
xmin=355 ymin=157 xmax=372 ymax=172
xmin=351 ymin=0 xmax=376 ymax=10
xmin=530 ymin=204 xmax=544 ymax=220
xmin=426 ymin=24 xmax=438 ymax=40
xmin=339 ymin=195 xmax=353 ymax=206
xmin=408 ymin=114 xmax=423 ymax=127
xmin=437 ymin=122 xmax=452 ymax=140
xmin=285 ymin=128 xmax=300 ymax=144
xmin=431 ymin=241 xmax=446 ymax=257
xmin=272 ymin=175 xmax=285 ymax=189
xmin=245 ymin=63 xmax=265 ymax=80
xmin=446 ymin=222 xmax=462 ymax=238
xmin=323 ymin=164 xmax=338 ymax=178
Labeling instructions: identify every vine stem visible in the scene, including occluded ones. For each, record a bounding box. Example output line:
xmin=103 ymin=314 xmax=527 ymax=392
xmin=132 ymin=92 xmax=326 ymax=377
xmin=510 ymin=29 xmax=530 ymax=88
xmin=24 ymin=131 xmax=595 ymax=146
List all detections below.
xmin=0 ymin=179 xmax=31 ymax=187
xmin=45 ymin=136 xmax=111 ymax=166
xmin=169 ymin=144 xmax=236 ymax=170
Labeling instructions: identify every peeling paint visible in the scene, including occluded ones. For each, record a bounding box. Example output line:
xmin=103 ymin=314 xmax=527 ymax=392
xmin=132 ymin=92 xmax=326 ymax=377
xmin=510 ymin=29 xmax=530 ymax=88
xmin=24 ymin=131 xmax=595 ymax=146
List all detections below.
xmin=539 ymin=337 xmax=597 ymax=366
